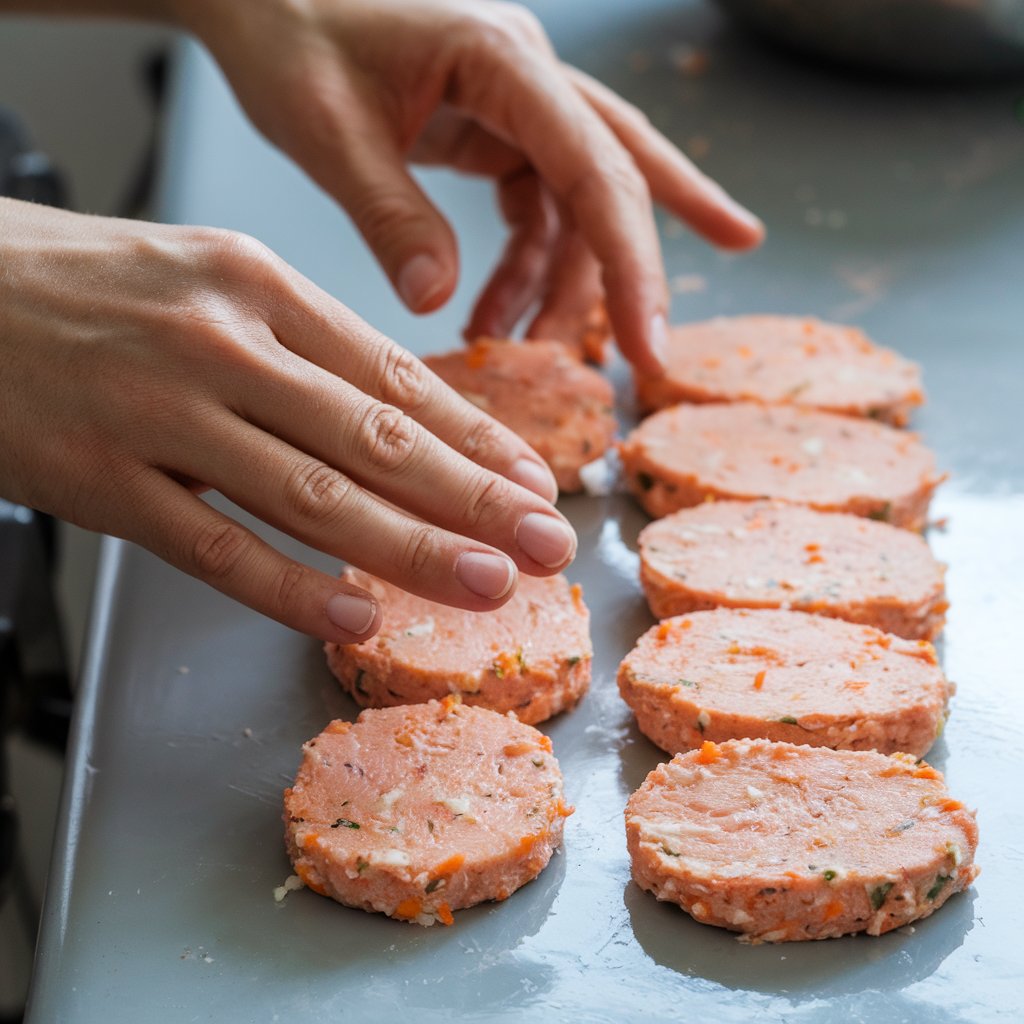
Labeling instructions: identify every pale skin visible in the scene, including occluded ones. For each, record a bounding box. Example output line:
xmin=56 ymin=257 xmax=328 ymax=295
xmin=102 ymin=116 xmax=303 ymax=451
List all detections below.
xmin=0 ymin=0 xmax=763 ymax=643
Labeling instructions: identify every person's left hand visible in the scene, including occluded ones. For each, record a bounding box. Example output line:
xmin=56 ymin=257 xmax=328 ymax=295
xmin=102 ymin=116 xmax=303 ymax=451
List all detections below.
xmin=171 ymin=0 xmax=763 ymax=372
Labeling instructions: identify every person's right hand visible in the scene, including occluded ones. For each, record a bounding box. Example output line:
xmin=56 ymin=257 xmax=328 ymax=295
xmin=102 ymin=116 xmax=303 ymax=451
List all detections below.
xmin=0 ymin=198 xmax=574 ymax=642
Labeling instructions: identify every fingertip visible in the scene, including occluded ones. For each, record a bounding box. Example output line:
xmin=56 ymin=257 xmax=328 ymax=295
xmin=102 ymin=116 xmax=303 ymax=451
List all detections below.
xmin=455 ymin=550 xmax=518 ymax=602
xmin=508 ymin=456 xmax=559 ymax=503
xmin=397 ymin=252 xmax=456 ymax=313
xmin=325 ymin=590 xmax=381 ymax=642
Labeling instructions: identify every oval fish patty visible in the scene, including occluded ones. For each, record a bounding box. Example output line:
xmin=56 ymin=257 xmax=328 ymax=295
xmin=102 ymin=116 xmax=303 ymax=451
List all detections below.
xmin=634 ymin=315 xmax=924 ymax=426
xmin=638 ymin=501 xmax=947 ymax=640
xmin=625 ymin=739 xmax=979 ymax=942
xmin=618 ymin=608 xmax=951 ymax=758
xmin=285 ymin=699 xmax=573 ymax=926
xmin=325 ymin=569 xmax=592 ymax=725
xmin=424 ymin=338 xmax=617 ymax=493
xmin=619 ymin=400 xmax=943 ymax=529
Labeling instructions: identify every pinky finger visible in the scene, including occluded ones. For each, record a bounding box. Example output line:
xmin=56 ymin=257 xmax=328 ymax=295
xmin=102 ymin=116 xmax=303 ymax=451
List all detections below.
xmin=119 ymin=469 xmax=381 ymax=643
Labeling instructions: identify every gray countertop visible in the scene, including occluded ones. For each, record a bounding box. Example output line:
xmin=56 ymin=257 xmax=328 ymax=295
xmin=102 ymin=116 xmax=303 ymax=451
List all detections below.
xmin=27 ymin=1 xmax=1024 ymax=1020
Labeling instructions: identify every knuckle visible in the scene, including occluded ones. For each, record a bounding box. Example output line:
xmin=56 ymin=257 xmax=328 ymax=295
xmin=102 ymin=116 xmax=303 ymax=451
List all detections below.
xmin=273 ymin=561 xmax=309 ymax=613
xmin=465 ymin=4 xmax=546 ymax=59
xmin=194 ymin=227 xmax=281 ymax=283
xmin=190 ymin=521 xmax=250 ymax=581
xmin=460 ymin=414 xmax=505 ymax=463
xmin=569 ymin=158 xmax=649 ymax=211
xmin=359 ymin=403 xmax=419 ymax=473
xmin=284 ymin=460 xmax=353 ymax=527
xmin=462 ymin=472 xmax=507 ymax=531
xmin=495 ymin=3 xmax=547 ymax=44
xmin=349 ymin=186 xmax=422 ymax=244
xmin=376 ymin=347 xmax=431 ymax=414
xmin=403 ymin=524 xmax=437 ymax=577
xmin=601 ymin=157 xmax=650 ymax=205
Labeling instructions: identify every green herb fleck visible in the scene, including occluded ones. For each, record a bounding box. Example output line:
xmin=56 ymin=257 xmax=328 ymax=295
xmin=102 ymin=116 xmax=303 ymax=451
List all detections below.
xmin=331 ymin=818 xmax=360 ymax=830
xmin=353 ymin=670 xmax=367 ymax=695
xmin=566 ymin=655 xmax=582 ymax=667
xmin=868 ymin=502 xmax=892 ymax=522
xmin=637 ymin=471 xmax=655 ymax=491
xmin=492 ymin=660 xmax=506 ymax=679
xmin=822 ymin=869 xmax=837 ymax=883
xmin=516 ymin=648 xmax=528 ymax=672
xmin=427 ymin=819 xmax=435 ymax=833
xmin=356 ymin=857 xmax=369 ymax=874
xmin=678 ymin=679 xmax=699 ymax=689
xmin=425 ymin=877 xmax=443 ymax=894
xmin=661 ymin=844 xmax=680 ymax=857
xmin=778 ymin=715 xmax=799 ymax=725
xmin=870 ymin=882 xmax=894 ymax=910
xmin=532 ymin=758 xmax=545 ymax=768
xmin=926 ymin=874 xmax=952 ymax=901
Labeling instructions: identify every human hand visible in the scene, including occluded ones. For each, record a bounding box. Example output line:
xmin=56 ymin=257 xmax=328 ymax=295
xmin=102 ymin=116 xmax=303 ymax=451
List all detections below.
xmin=0 ymin=199 xmax=573 ymax=642
xmin=171 ymin=0 xmax=763 ymax=373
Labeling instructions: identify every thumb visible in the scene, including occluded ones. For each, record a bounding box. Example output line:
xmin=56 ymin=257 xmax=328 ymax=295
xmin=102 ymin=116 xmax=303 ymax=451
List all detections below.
xmin=332 ymin=125 xmax=460 ymax=314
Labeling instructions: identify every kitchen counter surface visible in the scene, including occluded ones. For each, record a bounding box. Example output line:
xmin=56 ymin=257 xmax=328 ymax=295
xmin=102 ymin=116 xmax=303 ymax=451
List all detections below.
xmin=27 ymin=2 xmax=1024 ymax=1020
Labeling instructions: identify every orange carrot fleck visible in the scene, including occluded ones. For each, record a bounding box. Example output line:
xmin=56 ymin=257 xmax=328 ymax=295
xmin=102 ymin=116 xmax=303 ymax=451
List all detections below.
xmin=737 ymin=345 xmax=753 ymax=359
xmin=538 ymin=734 xmax=553 ymax=753
xmin=908 ymin=642 xmax=938 ymax=665
xmin=570 ymin=583 xmax=585 ymax=612
xmin=395 ymin=732 xmax=414 ymax=747
xmin=913 ymin=766 xmax=941 ymax=780
xmin=843 ymin=680 xmax=869 ymax=692
xmin=680 ymin=619 xmax=693 ymax=630
xmin=325 ymin=720 xmax=351 ymax=735
xmin=502 ymin=740 xmax=534 ymax=757
xmin=301 ymin=833 xmax=321 ymax=851
xmin=435 ymin=903 xmax=455 ymax=926
xmin=515 ymin=831 xmax=546 ymax=856
xmin=939 ymin=799 xmax=964 ymax=813
xmin=753 ymin=670 xmax=766 ymax=691
xmin=493 ymin=650 xmax=519 ymax=677
xmin=394 ymin=898 xmax=423 ymax=920
xmin=657 ymin=622 xmax=673 ymax=642
xmin=431 ymin=853 xmax=466 ymax=877
xmin=696 ymin=740 xmax=721 ymax=765
xmin=823 ymin=900 xmax=845 ymax=922
xmin=294 ymin=862 xmax=327 ymax=897
xmin=804 ymin=543 xmax=821 ymax=553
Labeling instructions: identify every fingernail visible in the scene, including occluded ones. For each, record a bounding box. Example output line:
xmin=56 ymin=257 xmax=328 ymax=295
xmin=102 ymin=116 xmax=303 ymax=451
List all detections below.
xmin=326 ymin=593 xmax=377 ymax=635
xmin=509 ymin=457 xmax=558 ymax=502
xmin=649 ymin=312 xmax=669 ymax=370
xmin=397 ymin=252 xmax=444 ymax=311
xmin=516 ymin=512 xmax=577 ymax=568
xmin=456 ymin=551 xmax=516 ymax=600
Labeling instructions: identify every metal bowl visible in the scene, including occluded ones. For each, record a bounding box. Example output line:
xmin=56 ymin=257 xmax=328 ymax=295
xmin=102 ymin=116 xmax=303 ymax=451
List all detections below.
xmin=712 ymin=0 xmax=1024 ymax=79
